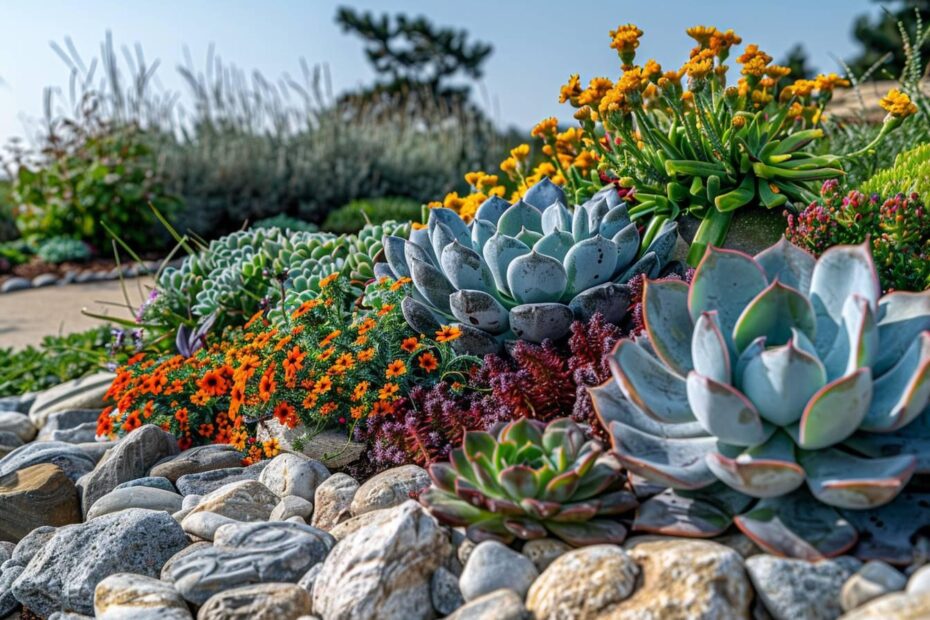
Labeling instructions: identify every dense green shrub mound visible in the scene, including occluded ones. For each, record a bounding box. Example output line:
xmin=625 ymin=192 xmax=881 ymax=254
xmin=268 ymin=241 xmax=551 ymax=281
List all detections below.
xmin=861 ymin=143 xmax=930 ymax=197
xmin=36 ymin=237 xmax=92 ymax=264
xmin=251 ymin=214 xmax=319 ymax=233
xmin=322 ymin=197 xmax=422 ymax=233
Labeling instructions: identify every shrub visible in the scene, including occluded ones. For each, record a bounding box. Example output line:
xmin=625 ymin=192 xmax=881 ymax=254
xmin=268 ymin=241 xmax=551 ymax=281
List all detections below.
xmin=860 ymin=142 xmax=930 ymax=197
xmin=322 ymin=197 xmax=422 ymax=233
xmin=36 ymin=236 xmax=92 ymax=264
xmin=0 ymin=180 xmax=17 ymax=242
xmin=250 ymin=214 xmax=319 ymax=233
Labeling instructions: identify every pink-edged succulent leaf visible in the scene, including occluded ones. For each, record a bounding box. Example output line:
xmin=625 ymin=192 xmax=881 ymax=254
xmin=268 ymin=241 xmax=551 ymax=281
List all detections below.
xmin=521 ymin=498 xmax=562 ymax=520
xmin=492 ymin=440 xmax=518 ymax=470
xmin=572 ymin=460 xmax=624 ymax=500
xmin=455 ymin=479 xmax=491 ymax=510
xmin=483 ymin=496 xmax=525 ymax=516
xmin=544 ymin=469 xmax=582 ymax=503
xmin=686 ymin=372 xmax=773 ymax=447
xmin=739 ymin=336 xmax=827 ymax=427
xmin=571 ymin=448 xmax=601 ymax=479
xmin=428 ymin=462 xmax=458 ymax=493
xmin=874 ymin=290 xmax=930 ymax=376
xmin=499 ymin=417 xmax=543 ymax=449
xmin=420 ymin=487 xmax=490 ymax=526
xmin=688 ymin=247 xmax=769 ymax=352
xmin=809 ymin=241 xmax=880 ymax=359
xmin=643 ymin=278 xmax=695 ymax=376
xmin=841 ymin=491 xmax=930 ymax=565
xmin=503 ymin=517 xmax=549 ymax=540
xmin=822 ymin=295 xmax=877 ymax=382
xmin=464 ymin=431 xmax=497 ymax=462
xmin=466 ymin=518 xmax=514 ymax=544
xmin=541 ymin=418 xmax=583 ymax=454
xmin=705 ymin=431 xmax=806 ymax=498
xmin=800 ymin=449 xmax=916 ymax=509
xmin=633 ymin=485 xmax=751 ymax=538
xmin=548 ymin=501 xmax=599 ymax=523
xmin=754 ymin=237 xmax=815 ymax=295
xmin=609 ymin=340 xmax=695 ymax=423
xmin=794 ymin=368 xmax=872 ymax=450
xmin=546 ymin=518 xmax=628 ymax=546
xmin=498 ymin=465 xmax=540 ymax=501
xmin=734 ymin=491 xmax=858 ymax=560
xmin=471 ymin=453 xmax=506 ymax=496
xmin=692 ymin=311 xmax=731 ymax=384
xmin=591 ymin=489 xmax=639 ymax=515
xmin=862 ymin=332 xmax=930 ymax=432
xmin=450 ymin=448 xmax=478 ymax=484
xmin=589 ymin=379 xmax=707 ymax=439
xmin=845 ymin=413 xmax=930 ymax=473
xmin=733 ymin=280 xmax=816 ymax=353
xmin=609 ymin=420 xmax=718 ymax=489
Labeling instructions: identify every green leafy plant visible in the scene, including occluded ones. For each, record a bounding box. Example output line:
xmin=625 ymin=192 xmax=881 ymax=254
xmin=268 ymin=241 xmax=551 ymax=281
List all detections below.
xmin=383 ymin=178 xmax=677 ymax=354
xmin=251 ymin=214 xmax=319 ymax=233
xmin=861 ymin=142 xmax=930 ymax=197
xmin=36 ymin=236 xmax=92 ymax=264
xmin=322 ymin=197 xmax=422 ymax=233
xmin=592 ymin=238 xmax=930 ymax=562
xmin=419 ymin=417 xmax=636 ymax=546
xmin=0 ymin=179 xmax=17 ymax=242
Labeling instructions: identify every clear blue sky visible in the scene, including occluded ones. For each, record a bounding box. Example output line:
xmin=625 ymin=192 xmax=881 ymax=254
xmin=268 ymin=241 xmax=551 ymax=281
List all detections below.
xmin=0 ymin=0 xmax=878 ymax=144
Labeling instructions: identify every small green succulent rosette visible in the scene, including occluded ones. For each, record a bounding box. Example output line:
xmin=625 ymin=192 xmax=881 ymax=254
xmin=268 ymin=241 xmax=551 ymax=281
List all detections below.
xmin=419 ymin=418 xmax=637 ymax=546
xmin=382 ymin=178 xmax=679 ymax=354
xmin=591 ymin=238 xmax=930 ymax=562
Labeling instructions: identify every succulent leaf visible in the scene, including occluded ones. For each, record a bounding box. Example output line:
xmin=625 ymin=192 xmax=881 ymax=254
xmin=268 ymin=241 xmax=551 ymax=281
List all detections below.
xmin=874 ymin=290 xmax=930 ymax=375
xmin=534 ymin=230 xmax=576 ymax=262
xmin=692 ymin=312 xmax=730 ymax=384
xmin=796 ymin=368 xmax=872 ymax=450
xmin=441 ymin=242 xmax=495 ymax=293
xmin=498 ymin=200 xmax=543 ymax=237
xmin=450 ymin=290 xmax=510 ymax=334
xmin=609 ymin=421 xmax=718 ymax=489
xmin=643 ymin=279 xmax=695 ymax=376
xmin=564 ymin=235 xmax=619 ymax=297
xmin=522 ymin=177 xmax=566 ymax=212
xmin=508 ymin=303 xmax=574 ymax=343
xmin=705 ymin=432 xmax=805 ymax=498
xmin=483 ymin=233 xmax=531 ymax=297
xmin=740 ymin=338 xmax=827 ymax=426
xmin=754 ymin=238 xmax=815 ymax=295
xmin=862 ymin=332 xmax=930 ymax=432
xmin=800 ymin=449 xmax=916 ymax=509
xmin=541 ymin=202 xmax=573 ymax=235
xmin=475 ymin=195 xmax=511 ymax=225
xmin=687 ymin=372 xmax=772 ymax=446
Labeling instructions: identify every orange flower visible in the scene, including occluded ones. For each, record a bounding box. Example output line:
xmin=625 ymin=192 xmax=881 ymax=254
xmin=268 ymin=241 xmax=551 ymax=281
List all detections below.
xmin=317 ymin=347 xmax=336 ymax=362
xmin=302 ymin=392 xmax=318 ymax=409
xmin=292 ymin=299 xmax=321 ymax=319
xmin=401 ymin=337 xmax=420 ymax=353
xmin=356 ymin=317 xmax=377 ymax=334
xmin=377 ymin=304 xmax=395 ymax=316
xmin=259 ymin=365 xmax=278 ymax=402
xmin=273 ymin=335 xmax=293 ymax=352
xmin=142 ymin=400 xmax=155 ymax=419
xmin=352 ymin=381 xmax=369 ymax=402
xmin=319 ymin=272 xmax=339 ymax=287
xmin=320 ymin=330 xmax=342 ymax=347
xmin=197 ymin=370 xmax=229 ymax=397
xmin=435 ymin=325 xmax=462 ymax=343
xmin=313 ymin=376 xmax=333 ymax=395
xmin=122 ymin=410 xmax=142 ymax=432
xmin=175 ymin=407 xmax=189 ymax=426
xmin=263 ymin=438 xmax=281 ymax=458
xmin=283 ymin=345 xmax=306 ymax=374
xmin=386 ymin=360 xmax=407 ymax=378
xmin=371 ymin=400 xmax=396 ymax=416
xmin=418 ymin=352 xmax=439 ymax=372
xmin=190 ymin=392 xmax=210 ymax=406
xmin=350 ymin=405 xmax=365 ymax=419
xmin=96 ymin=409 xmax=114 ymax=437
xmin=357 ymin=348 xmax=376 ymax=363
xmin=229 ymin=383 xmax=245 ymax=417
xmin=379 ymin=383 xmax=400 ymax=400
xmin=389 ymin=276 xmax=412 ymax=292
xmin=319 ymin=402 xmax=338 ymax=416
xmin=273 ymin=402 xmax=299 ymax=428
xmin=198 ymin=423 xmax=215 ymax=438
xmin=354 ymin=334 xmax=369 ymax=346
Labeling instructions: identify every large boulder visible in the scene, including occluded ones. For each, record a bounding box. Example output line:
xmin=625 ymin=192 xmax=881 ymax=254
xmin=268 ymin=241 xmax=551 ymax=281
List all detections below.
xmin=78 ymin=425 xmax=179 ymax=516
xmin=93 ymin=573 xmax=192 ymax=619
xmin=10 ymin=508 xmax=189 ymax=617
xmin=0 ymin=441 xmax=95 ymax=481
xmin=258 ymin=453 xmax=330 ymax=501
xmin=175 ymin=462 xmax=267 ymax=496
xmin=313 ymin=500 xmax=451 ymax=620
xmin=349 ymin=465 xmax=429 ymax=516
xmin=148 ymin=445 xmax=244 ymax=482
xmin=29 ymin=372 xmax=114 ymax=428
xmin=197 ymin=583 xmax=312 ymax=620
xmin=0 ymin=464 xmax=81 ymax=542
xmin=187 ymin=480 xmax=279 ymax=522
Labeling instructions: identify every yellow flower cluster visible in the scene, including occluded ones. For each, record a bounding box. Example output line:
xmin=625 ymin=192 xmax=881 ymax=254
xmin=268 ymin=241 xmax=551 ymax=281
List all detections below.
xmin=609 ymin=24 xmax=643 ymax=66
xmin=880 ymin=89 xmax=919 ymax=119
xmin=431 ymin=170 xmax=506 ymax=223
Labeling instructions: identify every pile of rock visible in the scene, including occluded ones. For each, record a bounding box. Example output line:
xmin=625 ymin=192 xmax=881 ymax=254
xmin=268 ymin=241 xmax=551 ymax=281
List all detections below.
xmin=2 ymin=377 xmax=930 ymax=619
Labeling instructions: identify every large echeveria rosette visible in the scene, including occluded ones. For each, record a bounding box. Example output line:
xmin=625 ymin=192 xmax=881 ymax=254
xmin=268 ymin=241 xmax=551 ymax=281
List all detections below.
xmin=380 ymin=178 xmax=679 ymax=354
xmin=590 ymin=238 xmax=930 ymax=561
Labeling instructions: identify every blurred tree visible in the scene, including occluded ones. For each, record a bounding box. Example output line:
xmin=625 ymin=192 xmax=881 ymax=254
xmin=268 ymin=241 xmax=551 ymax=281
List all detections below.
xmin=781 ymin=44 xmax=816 ymax=79
xmin=847 ymin=0 xmax=930 ymax=77
xmin=334 ymin=7 xmax=492 ymax=109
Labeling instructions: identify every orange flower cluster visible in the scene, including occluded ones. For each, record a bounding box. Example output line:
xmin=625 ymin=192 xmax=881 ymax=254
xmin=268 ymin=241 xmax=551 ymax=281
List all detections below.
xmin=98 ymin=276 xmax=469 ymax=463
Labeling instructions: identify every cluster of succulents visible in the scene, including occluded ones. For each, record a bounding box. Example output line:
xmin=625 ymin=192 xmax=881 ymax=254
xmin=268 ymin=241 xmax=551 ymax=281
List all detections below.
xmin=861 ymin=143 xmax=930 ymax=198
xmin=381 ymin=178 xmax=678 ymax=354
xmin=589 ymin=238 xmax=930 ymax=561
xmin=36 ymin=236 xmax=92 ymax=264
xmin=420 ymin=417 xmax=637 ymax=546
xmin=250 ymin=214 xmax=319 ymax=233
xmin=148 ymin=220 xmax=410 ymax=332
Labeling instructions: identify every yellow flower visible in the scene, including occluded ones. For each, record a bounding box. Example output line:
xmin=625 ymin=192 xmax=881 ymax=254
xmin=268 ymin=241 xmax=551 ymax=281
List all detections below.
xmin=319 ymin=272 xmax=339 ymax=288
xmin=609 ymin=24 xmax=643 ymax=65
xmin=435 ymin=325 xmax=462 ymax=343
xmin=510 ymin=144 xmax=531 ymax=162
xmin=500 ymin=157 xmax=518 ymax=175
xmin=531 ymin=117 xmax=559 ymax=140
xmin=559 ymin=73 xmax=582 ymax=105
xmin=385 ymin=359 xmax=407 ymax=378
xmin=578 ymin=77 xmax=614 ymax=107
xmin=880 ymin=89 xmax=918 ymax=119
xmin=685 ymin=49 xmax=715 ymax=80
xmin=686 ymin=25 xmax=717 ymax=47
xmin=765 ymin=65 xmax=791 ymax=80
xmin=788 ymin=79 xmax=817 ymax=98
xmin=814 ymin=73 xmax=850 ymax=93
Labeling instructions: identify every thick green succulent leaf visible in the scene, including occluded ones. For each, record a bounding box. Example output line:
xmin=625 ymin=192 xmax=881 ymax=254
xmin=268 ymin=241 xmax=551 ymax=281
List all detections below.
xmin=572 ymin=461 xmax=625 ymax=500
xmin=428 ymin=463 xmax=458 ymax=493
xmin=471 ymin=219 xmax=497 ymax=254
xmin=564 ymin=235 xmax=619 ymax=297
xmin=506 ymin=251 xmax=568 ymax=304
xmin=544 ymin=470 xmax=581 ymax=503
xmin=499 ymin=465 xmax=541 ymax=500
xmin=520 ymin=498 xmax=562 ymax=519
xmin=549 ymin=501 xmax=599 ymax=523
xmin=800 ymin=449 xmax=915 ymax=509
xmin=464 ymin=431 xmax=497 ymax=461
xmin=409 ymin=227 xmax=438 ymax=265
xmin=509 ymin=302 xmax=574 ymax=343
xmin=541 ymin=202 xmax=573 ymax=235
xmin=740 ymin=337 xmax=827 ymax=426
xmin=589 ymin=379 xmax=708 ymax=439
xmin=516 ymin=227 xmax=544 ymax=247
xmin=689 ymin=246 xmax=768 ymax=352
xmin=523 ymin=177 xmax=566 ymax=211
xmin=822 ymin=295 xmax=878 ymax=381
xmin=841 ymin=491 xmax=930 ymax=565
xmin=449 ymin=323 xmax=504 ymax=356
xmin=862 ymin=332 xmax=930 ymax=432
xmin=533 ymin=230 xmax=575 ymax=262
xmin=616 ymin=251 xmax=660 ymax=284
xmin=498 ymin=200 xmax=543 ymax=237
xmin=589 ymin=489 xmax=638 ymax=515
xmin=483 ymin=233 xmax=530 ymax=297
xmin=754 ymin=238 xmax=815 ymax=295
xmin=846 ymin=411 xmax=930 ymax=473
xmin=382 ymin=236 xmax=410 ymax=278
xmin=875 ymin=290 xmax=930 ymax=376
xmin=450 ymin=448 xmax=477 ymax=483
xmin=643 ymin=279 xmax=695 ymax=376
xmin=430 ymin=222 xmax=458 ymax=266
xmin=610 ymin=222 xmax=641 ymax=274
xmin=493 ymin=441 xmax=518 ymax=470
xmin=706 ymin=431 xmax=805 ymax=498
xmin=441 ymin=241 xmax=495 ymax=292
xmin=568 ymin=282 xmax=631 ymax=324
xmin=546 ymin=519 xmax=628 ymax=546
xmin=401 ymin=297 xmax=443 ymax=335
xmin=466 ymin=518 xmax=515 ymax=544
xmin=645 ymin=220 xmax=680 ymax=265
xmin=609 ymin=340 xmax=695 ymax=423
xmin=420 ymin=487 xmax=490 ymax=526
xmin=633 ymin=485 xmax=749 ymax=537
xmin=428 ymin=207 xmax=471 ymax=246
xmin=540 ymin=418 xmax=583 ymax=454
xmin=475 ymin=195 xmax=510 ymax=225
xmin=687 ymin=372 xmax=772 ymax=446
xmin=571 ymin=203 xmax=590 ymax=242
xmin=692 ymin=311 xmax=730 ymax=384
xmin=733 ymin=281 xmax=816 ymax=352
xmin=734 ymin=492 xmax=858 ymax=560
xmin=598 ymin=206 xmax=632 ymax=239
xmin=810 ymin=241 xmax=880 ymax=358
xmin=409 ymin=257 xmax=455 ymax=313
xmin=501 ymin=418 xmax=544 ymax=449
xmin=795 ymin=368 xmax=872 ymax=450
xmin=609 ymin=420 xmax=718 ymax=489
xmin=450 ymin=290 xmax=510 ymax=334
xmin=503 ymin=517 xmax=548 ymax=540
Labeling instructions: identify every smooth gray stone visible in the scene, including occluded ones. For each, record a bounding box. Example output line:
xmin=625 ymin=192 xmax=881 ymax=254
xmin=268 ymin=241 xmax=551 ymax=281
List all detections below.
xmin=0 ymin=563 xmax=24 ymax=616
xmin=149 ymin=445 xmax=243 ymax=482
xmin=431 ymin=566 xmax=465 ymax=616
xmin=747 ymin=554 xmax=861 ymax=620
xmin=270 ymin=496 xmax=314 ymax=521
xmin=114 ymin=476 xmax=176 ymax=493
xmin=75 ymin=441 xmax=118 ymax=463
xmin=29 ymin=372 xmax=114 ymax=429
xmin=175 ymin=461 xmax=267 ymax=496
xmin=11 ymin=526 xmax=56 ymax=566
xmin=167 ymin=520 xmax=334 ymax=605
xmin=0 ymin=394 xmax=36 ymax=414
xmin=0 ymin=441 xmax=95 ymax=481
xmin=78 ymin=425 xmax=179 ymax=516
xmin=1 ymin=278 xmax=31 ymax=293
xmin=311 ymin=473 xmax=358 ymax=532
xmin=197 ymin=582 xmax=311 ymax=620
xmin=0 ymin=542 xmax=13 ymax=563
xmin=93 ymin=572 xmax=192 ymax=619
xmin=445 ymin=589 xmax=528 ymax=620
xmin=42 ymin=422 xmax=98 ymax=444
xmin=180 ymin=512 xmax=237 ymax=541
xmin=0 ymin=412 xmax=36 ymax=443
xmin=10 ymin=508 xmax=189 ymax=617
xmin=349 ymin=464 xmax=429 ymax=516
xmin=459 ymin=541 xmax=539 ymax=602
xmin=31 ymin=273 xmax=59 ymax=288
xmin=86 ymin=487 xmax=184 ymax=520
xmin=259 ymin=453 xmax=330 ymax=501
xmin=0 ymin=431 xmax=23 ymax=458
xmin=37 ymin=409 xmax=101 ymax=441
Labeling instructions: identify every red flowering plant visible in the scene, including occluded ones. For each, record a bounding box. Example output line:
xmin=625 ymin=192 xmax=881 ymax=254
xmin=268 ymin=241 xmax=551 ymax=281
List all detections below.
xmin=98 ymin=274 xmax=477 ymax=463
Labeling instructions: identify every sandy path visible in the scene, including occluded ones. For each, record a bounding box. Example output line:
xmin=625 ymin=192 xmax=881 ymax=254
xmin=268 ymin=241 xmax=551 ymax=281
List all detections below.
xmin=0 ymin=277 xmax=155 ymax=350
